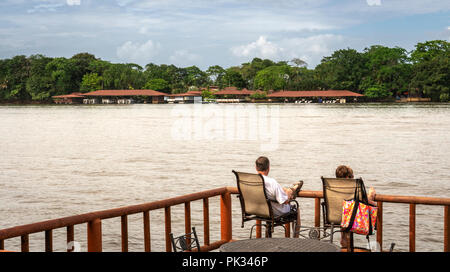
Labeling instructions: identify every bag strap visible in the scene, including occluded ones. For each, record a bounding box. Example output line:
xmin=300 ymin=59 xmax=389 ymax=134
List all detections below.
xmin=359 ymin=179 xmax=375 ymax=235
xmin=357 ymin=179 xmax=370 ymax=204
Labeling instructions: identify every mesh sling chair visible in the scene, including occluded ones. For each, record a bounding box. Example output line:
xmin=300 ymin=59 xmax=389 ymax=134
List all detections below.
xmin=170 ymin=227 xmax=201 ymax=252
xmin=321 ymin=177 xmax=367 ymax=252
xmin=233 ymin=170 xmax=299 ymax=238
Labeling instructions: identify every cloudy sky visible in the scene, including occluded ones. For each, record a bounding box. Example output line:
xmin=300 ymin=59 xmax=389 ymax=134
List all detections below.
xmin=0 ymin=0 xmax=449 ymax=69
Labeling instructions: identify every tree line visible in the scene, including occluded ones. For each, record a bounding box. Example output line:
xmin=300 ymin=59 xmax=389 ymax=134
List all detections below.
xmin=0 ymin=40 xmax=448 ymax=102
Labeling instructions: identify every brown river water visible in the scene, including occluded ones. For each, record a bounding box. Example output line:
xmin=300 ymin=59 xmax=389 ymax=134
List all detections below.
xmin=0 ymin=103 xmax=449 ymax=252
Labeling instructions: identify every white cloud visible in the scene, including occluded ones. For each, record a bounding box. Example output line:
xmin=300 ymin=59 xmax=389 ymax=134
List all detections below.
xmin=116 ymin=40 xmax=161 ymax=63
xmin=230 ymin=34 xmax=347 ymax=67
xmin=231 ymin=36 xmax=283 ymax=59
xmin=282 ymin=34 xmax=345 ymax=55
xmin=67 ymin=0 xmax=81 ymax=6
xmin=169 ymin=50 xmax=201 ymax=67
xmin=27 ymin=3 xmax=64 ymax=13
xmin=116 ymin=0 xmax=134 ymax=7
xmin=279 ymin=34 xmax=346 ymax=66
xmin=351 ymin=0 xmax=450 ymax=15
xmin=366 ymin=0 xmax=381 ymax=6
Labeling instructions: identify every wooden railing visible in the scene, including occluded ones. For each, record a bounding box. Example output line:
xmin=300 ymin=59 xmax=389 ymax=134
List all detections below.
xmin=0 ymin=187 xmax=449 ymax=252
xmin=0 ymin=187 xmax=234 ymax=252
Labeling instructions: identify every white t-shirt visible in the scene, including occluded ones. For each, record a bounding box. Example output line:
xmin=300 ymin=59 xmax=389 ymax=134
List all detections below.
xmin=262 ymin=175 xmax=291 ymax=216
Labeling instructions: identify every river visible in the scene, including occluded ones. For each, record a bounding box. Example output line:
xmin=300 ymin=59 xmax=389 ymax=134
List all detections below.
xmin=1 ymin=103 xmax=449 ymax=252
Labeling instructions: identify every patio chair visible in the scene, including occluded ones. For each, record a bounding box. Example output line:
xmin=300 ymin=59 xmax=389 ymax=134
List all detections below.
xmin=169 ymin=227 xmax=201 ymax=252
xmin=321 ymin=177 xmax=366 ymax=252
xmin=232 ymin=170 xmax=299 ymax=238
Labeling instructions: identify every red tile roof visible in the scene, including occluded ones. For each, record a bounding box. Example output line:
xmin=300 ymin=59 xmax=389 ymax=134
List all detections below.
xmin=214 ymin=88 xmax=255 ymax=96
xmin=267 ymin=90 xmax=364 ymax=98
xmin=169 ymin=91 xmax=202 ymax=97
xmin=82 ymin=90 xmax=167 ymax=97
xmin=222 ymin=86 xmax=239 ymax=91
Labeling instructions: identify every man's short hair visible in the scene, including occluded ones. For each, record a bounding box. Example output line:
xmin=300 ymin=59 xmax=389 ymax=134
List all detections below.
xmin=255 ymin=156 xmax=270 ymax=171
xmin=335 ymin=165 xmax=354 ymax=179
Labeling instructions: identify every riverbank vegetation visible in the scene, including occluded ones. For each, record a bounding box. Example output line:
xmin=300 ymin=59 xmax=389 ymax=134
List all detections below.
xmin=0 ymin=40 xmax=448 ymax=103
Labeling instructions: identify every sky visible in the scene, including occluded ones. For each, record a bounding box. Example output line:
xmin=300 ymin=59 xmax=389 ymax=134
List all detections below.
xmin=0 ymin=0 xmax=449 ymax=69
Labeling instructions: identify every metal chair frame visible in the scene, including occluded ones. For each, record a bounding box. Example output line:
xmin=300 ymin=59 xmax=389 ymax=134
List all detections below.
xmin=321 ymin=177 xmax=367 ymax=251
xmin=169 ymin=227 xmax=201 ymax=252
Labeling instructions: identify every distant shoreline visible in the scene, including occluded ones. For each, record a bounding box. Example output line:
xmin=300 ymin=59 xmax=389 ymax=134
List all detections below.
xmin=1 ymin=101 xmax=448 ymax=106
xmin=0 ymin=101 xmax=52 ymax=105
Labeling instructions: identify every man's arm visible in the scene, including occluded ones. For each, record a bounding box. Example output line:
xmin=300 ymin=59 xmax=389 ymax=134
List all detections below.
xmin=283 ymin=188 xmax=293 ymax=203
xmin=271 ymin=180 xmax=291 ymax=204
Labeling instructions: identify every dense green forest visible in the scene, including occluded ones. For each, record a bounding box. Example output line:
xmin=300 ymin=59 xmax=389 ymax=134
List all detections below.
xmin=0 ymin=40 xmax=448 ymax=102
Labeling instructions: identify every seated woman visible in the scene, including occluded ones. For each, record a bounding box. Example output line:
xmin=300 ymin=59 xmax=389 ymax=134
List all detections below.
xmin=335 ymin=165 xmax=377 ymax=248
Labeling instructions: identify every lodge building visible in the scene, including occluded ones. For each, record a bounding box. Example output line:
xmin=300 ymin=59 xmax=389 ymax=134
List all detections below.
xmin=267 ymin=90 xmax=364 ymax=103
xmin=52 ymin=88 xmax=364 ymax=104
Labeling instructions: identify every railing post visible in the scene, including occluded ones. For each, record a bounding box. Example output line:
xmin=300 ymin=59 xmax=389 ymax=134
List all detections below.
xmin=445 ymin=206 xmax=450 ymax=252
xmin=315 ymin=198 xmax=321 ymax=228
xmin=203 ymin=198 xmax=210 ymax=246
xmin=165 ymin=207 xmax=172 ymax=252
xmin=185 ymin=202 xmax=192 ymax=248
xmin=410 ymin=204 xmax=416 ymax=252
xmin=220 ymin=192 xmax=232 ymax=242
xmin=87 ymin=219 xmax=102 ymax=252
xmin=67 ymin=225 xmax=74 ymax=252
xmin=376 ymin=201 xmax=383 ymax=251
xmin=143 ymin=211 xmax=151 ymax=252
xmin=21 ymin=235 xmax=29 ymax=252
xmin=256 ymin=220 xmax=262 ymax=238
xmin=284 ymin=223 xmax=290 ymax=238
xmin=45 ymin=229 xmax=53 ymax=252
xmin=121 ymin=215 xmax=128 ymax=252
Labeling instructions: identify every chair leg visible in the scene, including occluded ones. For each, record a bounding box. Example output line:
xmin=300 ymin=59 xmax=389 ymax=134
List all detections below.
xmin=330 ymin=223 xmax=334 ymax=243
xmin=266 ymin=222 xmax=272 ymax=238
xmin=250 ymin=224 xmax=266 ymax=239
xmin=250 ymin=225 xmax=256 ymax=239
xmin=293 ymin=221 xmax=301 ymax=238
xmin=294 ymin=210 xmax=301 ymax=238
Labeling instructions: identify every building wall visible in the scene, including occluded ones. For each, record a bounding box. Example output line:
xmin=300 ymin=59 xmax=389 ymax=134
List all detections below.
xmin=152 ymin=96 xmax=165 ymax=104
xmin=193 ymin=96 xmax=202 ymax=104
xmin=53 ymin=98 xmax=83 ymax=104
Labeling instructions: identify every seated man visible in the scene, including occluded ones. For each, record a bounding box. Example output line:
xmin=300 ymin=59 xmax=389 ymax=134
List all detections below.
xmin=255 ymin=156 xmax=302 ymax=236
